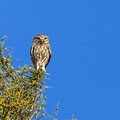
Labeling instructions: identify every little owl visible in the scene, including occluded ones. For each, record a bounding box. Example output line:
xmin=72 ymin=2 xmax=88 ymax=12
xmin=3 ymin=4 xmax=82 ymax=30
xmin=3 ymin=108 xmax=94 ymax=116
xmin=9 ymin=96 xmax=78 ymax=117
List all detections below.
xmin=30 ymin=34 xmax=51 ymax=73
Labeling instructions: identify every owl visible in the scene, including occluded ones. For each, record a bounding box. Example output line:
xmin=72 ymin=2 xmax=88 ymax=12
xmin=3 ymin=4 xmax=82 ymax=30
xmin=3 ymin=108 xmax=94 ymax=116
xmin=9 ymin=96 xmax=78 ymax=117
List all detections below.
xmin=30 ymin=34 xmax=51 ymax=73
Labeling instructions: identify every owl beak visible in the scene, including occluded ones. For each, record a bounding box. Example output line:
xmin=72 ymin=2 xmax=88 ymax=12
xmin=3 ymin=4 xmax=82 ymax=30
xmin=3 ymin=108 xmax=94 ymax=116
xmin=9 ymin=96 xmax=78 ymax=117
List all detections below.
xmin=40 ymin=39 xmax=44 ymax=43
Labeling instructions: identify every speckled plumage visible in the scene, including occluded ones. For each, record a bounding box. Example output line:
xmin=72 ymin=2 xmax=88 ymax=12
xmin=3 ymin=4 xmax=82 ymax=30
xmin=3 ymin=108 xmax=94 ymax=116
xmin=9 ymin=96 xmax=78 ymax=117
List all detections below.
xmin=30 ymin=34 xmax=51 ymax=72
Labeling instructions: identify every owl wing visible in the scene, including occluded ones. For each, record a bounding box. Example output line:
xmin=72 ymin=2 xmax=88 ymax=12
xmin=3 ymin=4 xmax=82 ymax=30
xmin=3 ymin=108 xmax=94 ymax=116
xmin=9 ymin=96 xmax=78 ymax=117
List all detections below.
xmin=45 ymin=44 xmax=51 ymax=68
xmin=30 ymin=45 xmax=37 ymax=68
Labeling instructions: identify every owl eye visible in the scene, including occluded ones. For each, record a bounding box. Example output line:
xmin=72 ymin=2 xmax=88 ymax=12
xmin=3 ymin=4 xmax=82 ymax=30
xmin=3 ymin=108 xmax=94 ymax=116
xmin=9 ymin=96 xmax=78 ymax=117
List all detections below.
xmin=35 ymin=37 xmax=40 ymax=40
xmin=44 ymin=37 xmax=47 ymax=40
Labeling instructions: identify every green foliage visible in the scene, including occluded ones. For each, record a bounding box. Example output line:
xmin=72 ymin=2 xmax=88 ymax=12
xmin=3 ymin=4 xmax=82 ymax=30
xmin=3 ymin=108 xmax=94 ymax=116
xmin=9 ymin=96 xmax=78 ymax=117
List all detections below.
xmin=72 ymin=114 xmax=77 ymax=120
xmin=0 ymin=36 xmax=77 ymax=120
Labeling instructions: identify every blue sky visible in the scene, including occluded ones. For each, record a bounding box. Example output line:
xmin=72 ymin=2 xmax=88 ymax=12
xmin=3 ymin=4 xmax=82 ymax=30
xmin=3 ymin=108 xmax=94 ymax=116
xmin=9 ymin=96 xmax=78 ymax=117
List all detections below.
xmin=0 ymin=0 xmax=120 ymax=120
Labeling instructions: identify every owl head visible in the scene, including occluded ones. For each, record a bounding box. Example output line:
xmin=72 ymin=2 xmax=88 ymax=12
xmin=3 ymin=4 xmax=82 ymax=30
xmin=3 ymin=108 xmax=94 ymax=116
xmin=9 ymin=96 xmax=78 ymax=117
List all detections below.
xmin=33 ymin=34 xmax=49 ymax=44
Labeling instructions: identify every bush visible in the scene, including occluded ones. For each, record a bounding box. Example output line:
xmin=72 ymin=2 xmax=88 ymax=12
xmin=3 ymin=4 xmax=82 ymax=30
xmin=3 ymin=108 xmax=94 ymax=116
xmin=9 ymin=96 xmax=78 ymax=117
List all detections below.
xmin=0 ymin=36 xmax=77 ymax=120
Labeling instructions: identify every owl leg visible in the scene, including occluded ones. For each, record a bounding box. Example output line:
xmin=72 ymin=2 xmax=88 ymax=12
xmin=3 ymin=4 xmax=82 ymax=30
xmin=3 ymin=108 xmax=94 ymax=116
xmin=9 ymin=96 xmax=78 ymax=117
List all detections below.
xmin=37 ymin=61 xmax=46 ymax=73
xmin=42 ymin=65 xmax=46 ymax=73
xmin=36 ymin=61 xmax=42 ymax=70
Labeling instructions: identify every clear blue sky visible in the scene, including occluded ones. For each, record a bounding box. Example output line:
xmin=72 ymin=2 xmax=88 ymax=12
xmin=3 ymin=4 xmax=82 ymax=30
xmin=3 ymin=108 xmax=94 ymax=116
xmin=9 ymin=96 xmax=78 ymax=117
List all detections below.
xmin=0 ymin=0 xmax=120 ymax=120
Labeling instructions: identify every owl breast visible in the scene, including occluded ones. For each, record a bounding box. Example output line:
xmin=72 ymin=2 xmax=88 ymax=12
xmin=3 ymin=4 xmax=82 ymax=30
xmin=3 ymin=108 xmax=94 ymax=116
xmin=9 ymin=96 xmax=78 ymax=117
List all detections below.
xmin=30 ymin=43 xmax=51 ymax=70
xmin=34 ymin=45 xmax=49 ymax=62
